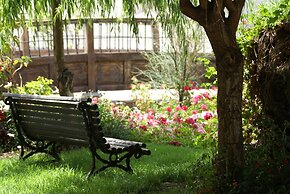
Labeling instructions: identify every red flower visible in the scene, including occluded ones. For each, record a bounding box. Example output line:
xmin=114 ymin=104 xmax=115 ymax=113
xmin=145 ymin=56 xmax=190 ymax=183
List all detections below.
xmin=181 ymin=105 xmax=188 ymax=111
xmin=139 ymin=125 xmax=147 ymax=131
xmin=191 ymin=81 xmax=199 ymax=90
xmin=170 ymin=140 xmax=182 ymax=146
xmin=185 ymin=117 xmax=196 ymax=125
xmin=183 ymin=85 xmax=191 ymax=91
xmin=166 ymin=107 xmax=172 ymax=112
xmin=158 ymin=117 xmax=167 ymax=125
xmin=0 ymin=111 xmax=6 ymax=122
xmin=204 ymin=112 xmax=213 ymax=120
xmin=173 ymin=117 xmax=182 ymax=123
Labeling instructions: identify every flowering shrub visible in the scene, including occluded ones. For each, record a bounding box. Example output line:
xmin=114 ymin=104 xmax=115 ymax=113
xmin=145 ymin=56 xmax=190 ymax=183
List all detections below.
xmin=98 ymin=81 xmax=218 ymax=147
xmin=0 ymin=55 xmax=30 ymax=93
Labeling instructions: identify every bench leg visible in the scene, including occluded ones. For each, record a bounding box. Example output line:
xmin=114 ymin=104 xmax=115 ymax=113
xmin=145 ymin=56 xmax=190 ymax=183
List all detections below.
xmin=86 ymin=146 xmax=97 ymax=179
xmin=19 ymin=141 xmax=61 ymax=161
xmin=87 ymin=150 xmax=134 ymax=178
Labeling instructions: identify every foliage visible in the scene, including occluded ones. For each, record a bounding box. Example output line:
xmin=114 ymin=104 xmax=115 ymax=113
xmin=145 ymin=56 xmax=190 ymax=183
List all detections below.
xmin=237 ymin=2 xmax=290 ymax=192
xmin=96 ymin=98 xmax=133 ymax=140
xmin=240 ymin=0 xmax=290 ymax=144
xmin=0 ymin=55 xmax=30 ymax=93
xmin=10 ymin=76 xmax=54 ymax=95
xmin=231 ymin=118 xmax=290 ymax=193
xmin=0 ymin=143 xmax=213 ymax=194
xmin=198 ymin=57 xmax=217 ymax=89
xmin=130 ymin=76 xmax=156 ymax=112
xmin=139 ymin=51 xmax=198 ymax=104
xmin=137 ymin=17 xmax=208 ymax=105
xmin=238 ymin=0 xmax=290 ymax=55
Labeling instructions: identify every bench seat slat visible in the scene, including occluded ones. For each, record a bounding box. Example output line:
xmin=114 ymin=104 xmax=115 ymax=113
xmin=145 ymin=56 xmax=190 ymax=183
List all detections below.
xmin=19 ymin=116 xmax=85 ymax=130
xmin=16 ymin=103 xmax=81 ymax=115
xmin=105 ymin=137 xmax=146 ymax=148
xmin=14 ymin=99 xmax=79 ymax=108
xmin=17 ymin=110 xmax=84 ymax=123
xmin=21 ymin=122 xmax=88 ymax=141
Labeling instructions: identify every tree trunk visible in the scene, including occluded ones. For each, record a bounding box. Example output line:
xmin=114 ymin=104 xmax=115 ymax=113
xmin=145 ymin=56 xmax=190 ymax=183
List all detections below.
xmin=216 ymin=48 xmax=244 ymax=181
xmin=52 ymin=0 xmax=73 ymax=96
xmin=205 ymin=23 xmax=244 ymax=182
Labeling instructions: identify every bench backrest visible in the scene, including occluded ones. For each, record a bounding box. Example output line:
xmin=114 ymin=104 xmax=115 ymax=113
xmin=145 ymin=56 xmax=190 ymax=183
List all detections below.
xmin=4 ymin=93 xmax=99 ymax=146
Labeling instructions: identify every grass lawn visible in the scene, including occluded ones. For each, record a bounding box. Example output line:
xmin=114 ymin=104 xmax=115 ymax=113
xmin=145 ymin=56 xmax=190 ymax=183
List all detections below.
xmin=0 ymin=143 xmax=213 ymax=194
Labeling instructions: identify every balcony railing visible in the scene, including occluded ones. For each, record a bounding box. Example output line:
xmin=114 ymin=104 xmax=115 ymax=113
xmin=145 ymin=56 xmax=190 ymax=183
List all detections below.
xmin=12 ymin=18 xmax=169 ymax=58
xmin=12 ymin=18 xmax=212 ymax=58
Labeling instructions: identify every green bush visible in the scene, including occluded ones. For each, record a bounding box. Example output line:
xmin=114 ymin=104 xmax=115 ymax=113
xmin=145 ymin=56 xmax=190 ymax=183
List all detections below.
xmin=11 ymin=76 xmax=54 ymax=95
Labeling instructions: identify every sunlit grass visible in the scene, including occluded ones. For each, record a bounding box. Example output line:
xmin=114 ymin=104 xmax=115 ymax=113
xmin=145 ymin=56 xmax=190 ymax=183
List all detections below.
xmin=0 ymin=143 xmax=213 ymax=194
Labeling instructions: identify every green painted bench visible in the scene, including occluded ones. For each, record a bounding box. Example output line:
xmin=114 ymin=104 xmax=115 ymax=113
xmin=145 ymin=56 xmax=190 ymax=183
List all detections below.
xmin=4 ymin=93 xmax=150 ymax=178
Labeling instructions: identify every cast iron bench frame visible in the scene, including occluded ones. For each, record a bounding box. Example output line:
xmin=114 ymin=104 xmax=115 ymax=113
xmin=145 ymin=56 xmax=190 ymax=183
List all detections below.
xmin=4 ymin=93 xmax=150 ymax=178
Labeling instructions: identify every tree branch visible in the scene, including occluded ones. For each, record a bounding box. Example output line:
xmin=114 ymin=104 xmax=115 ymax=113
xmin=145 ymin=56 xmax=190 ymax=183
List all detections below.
xmin=224 ymin=0 xmax=236 ymax=13
xmin=179 ymin=0 xmax=206 ymax=26
xmin=225 ymin=0 xmax=245 ymax=36
xmin=199 ymin=0 xmax=207 ymax=10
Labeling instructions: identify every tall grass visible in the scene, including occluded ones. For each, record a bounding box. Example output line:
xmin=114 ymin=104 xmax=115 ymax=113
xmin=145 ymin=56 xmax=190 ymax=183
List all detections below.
xmin=0 ymin=144 xmax=214 ymax=194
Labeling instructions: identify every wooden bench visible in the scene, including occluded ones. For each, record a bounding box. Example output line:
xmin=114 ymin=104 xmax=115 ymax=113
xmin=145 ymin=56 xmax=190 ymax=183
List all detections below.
xmin=4 ymin=93 xmax=150 ymax=178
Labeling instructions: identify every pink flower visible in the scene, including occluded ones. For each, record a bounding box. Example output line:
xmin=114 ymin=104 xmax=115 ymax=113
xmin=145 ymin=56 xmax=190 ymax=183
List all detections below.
xmin=211 ymin=86 xmax=217 ymax=90
xmin=204 ymin=112 xmax=213 ymax=120
xmin=201 ymin=104 xmax=207 ymax=111
xmin=202 ymin=92 xmax=211 ymax=100
xmin=91 ymin=97 xmax=98 ymax=104
xmin=147 ymin=120 xmax=156 ymax=126
xmin=147 ymin=108 xmax=155 ymax=114
xmin=112 ymin=106 xmax=119 ymax=114
xmin=166 ymin=107 xmax=172 ymax=112
xmin=192 ymin=95 xmax=202 ymax=105
xmin=192 ymin=110 xmax=198 ymax=114
xmin=197 ymin=126 xmax=206 ymax=134
xmin=175 ymin=106 xmax=182 ymax=111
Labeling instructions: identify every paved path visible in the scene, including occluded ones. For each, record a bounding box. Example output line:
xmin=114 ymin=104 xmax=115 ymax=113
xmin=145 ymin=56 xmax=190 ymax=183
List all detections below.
xmin=75 ymin=89 xmax=216 ymax=102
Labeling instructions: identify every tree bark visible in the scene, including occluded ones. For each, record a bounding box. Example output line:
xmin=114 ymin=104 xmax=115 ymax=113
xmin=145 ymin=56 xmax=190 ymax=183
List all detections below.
xmin=52 ymin=0 xmax=73 ymax=96
xmin=206 ymin=22 xmax=244 ymax=181
xmin=216 ymin=47 xmax=244 ymax=181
